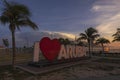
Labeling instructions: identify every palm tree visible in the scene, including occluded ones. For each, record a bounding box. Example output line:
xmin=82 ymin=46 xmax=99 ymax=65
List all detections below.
xmin=96 ymin=37 xmax=110 ymax=53
xmin=0 ymin=0 xmax=38 ymax=68
xmin=112 ymin=28 xmax=120 ymax=42
xmin=78 ymin=27 xmax=100 ymax=57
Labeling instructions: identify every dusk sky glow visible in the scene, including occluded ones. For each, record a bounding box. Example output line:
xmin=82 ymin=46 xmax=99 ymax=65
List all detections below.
xmin=0 ymin=0 xmax=120 ymax=47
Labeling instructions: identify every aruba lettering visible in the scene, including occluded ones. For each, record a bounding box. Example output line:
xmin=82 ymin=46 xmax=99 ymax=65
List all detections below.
xmin=33 ymin=42 xmax=86 ymax=62
xmin=58 ymin=45 xmax=86 ymax=59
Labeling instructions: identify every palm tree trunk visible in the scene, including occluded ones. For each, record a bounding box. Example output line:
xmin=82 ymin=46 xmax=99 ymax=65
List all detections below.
xmin=11 ymin=31 xmax=16 ymax=69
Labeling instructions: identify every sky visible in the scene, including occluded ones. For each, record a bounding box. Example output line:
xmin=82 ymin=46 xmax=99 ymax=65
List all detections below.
xmin=0 ymin=0 xmax=120 ymax=47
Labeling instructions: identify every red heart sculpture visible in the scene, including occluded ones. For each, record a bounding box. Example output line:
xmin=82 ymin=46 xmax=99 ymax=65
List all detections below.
xmin=39 ymin=37 xmax=61 ymax=61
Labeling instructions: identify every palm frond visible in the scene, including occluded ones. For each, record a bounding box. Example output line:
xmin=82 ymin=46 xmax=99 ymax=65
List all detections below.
xmin=96 ymin=37 xmax=110 ymax=45
xmin=0 ymin=15 xmax=9 ymax=24
xmin=79 ymin=33 xmax=87 ymax=40
xmin=112 ymin=28 xmax=120 ymax=42
xmin=11 ymin=4 xmax=30 ymax=16
xmin=16 ymin=18 xmax=38 ymax=30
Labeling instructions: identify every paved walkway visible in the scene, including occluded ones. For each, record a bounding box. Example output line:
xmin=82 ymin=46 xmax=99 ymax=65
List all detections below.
xmin=92 ymin=56 xmax=120 ymax=60
xmin=76 ymin=76 xmax=120 ymax=80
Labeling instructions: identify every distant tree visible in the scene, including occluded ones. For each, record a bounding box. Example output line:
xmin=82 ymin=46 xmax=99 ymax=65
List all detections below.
xmin=2 ymin=38 xmax=9 ymax=53
xmin=96 ymin=37 xmax=110 ymax=53
xmin=78 ymin=27 xmax=100 ymax=57
xmin=2 ymin=38 xmax=9 ymax=48
xmin=112 ymin=28 xmax=120 ymax=42
xmin=59 ymin=38 xmax=65 ymax=44
xmin=77 ymin=38 xmax=86 ymax=46
xmin=64 ymin=38 xmax=71 ymax=45
xmin=23 ymin=46 xmax=26 ymax=49
xmin=0 ymin=0 xmax=38 ymax=68
xmin=58 ymin=38 xmax=71 ymax=45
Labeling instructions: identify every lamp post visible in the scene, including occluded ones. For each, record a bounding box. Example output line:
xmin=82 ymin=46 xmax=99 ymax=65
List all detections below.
xmin=88 ymin=37 xmax=92 ymax=57
xmin=74 ymin=36 xmax=77 ymax=46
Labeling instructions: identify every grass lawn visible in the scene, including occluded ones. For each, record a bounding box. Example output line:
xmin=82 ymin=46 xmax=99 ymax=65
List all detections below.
xmin=0 ymin=53 xmax=33 ymax=65
xmin=0 ymin=65 xmax=32 ymax=80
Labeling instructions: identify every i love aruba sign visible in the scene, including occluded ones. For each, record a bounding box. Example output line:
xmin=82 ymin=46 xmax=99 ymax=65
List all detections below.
xmin=33 ymin=37 xmax=86 ymax=62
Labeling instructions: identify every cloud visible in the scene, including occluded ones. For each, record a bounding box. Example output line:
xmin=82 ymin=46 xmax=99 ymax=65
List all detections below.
xmin=91 ymin=0 xmax=120 ymax=40
xmin=53 ymin=32 xmax=75 ymax=39
xmin=1 ymin=31 xmax=76 ymax=47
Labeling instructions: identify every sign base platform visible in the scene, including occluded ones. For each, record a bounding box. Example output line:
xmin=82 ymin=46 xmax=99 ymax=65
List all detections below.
xmin=29 ymin=56 xmax=89 ymax=67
